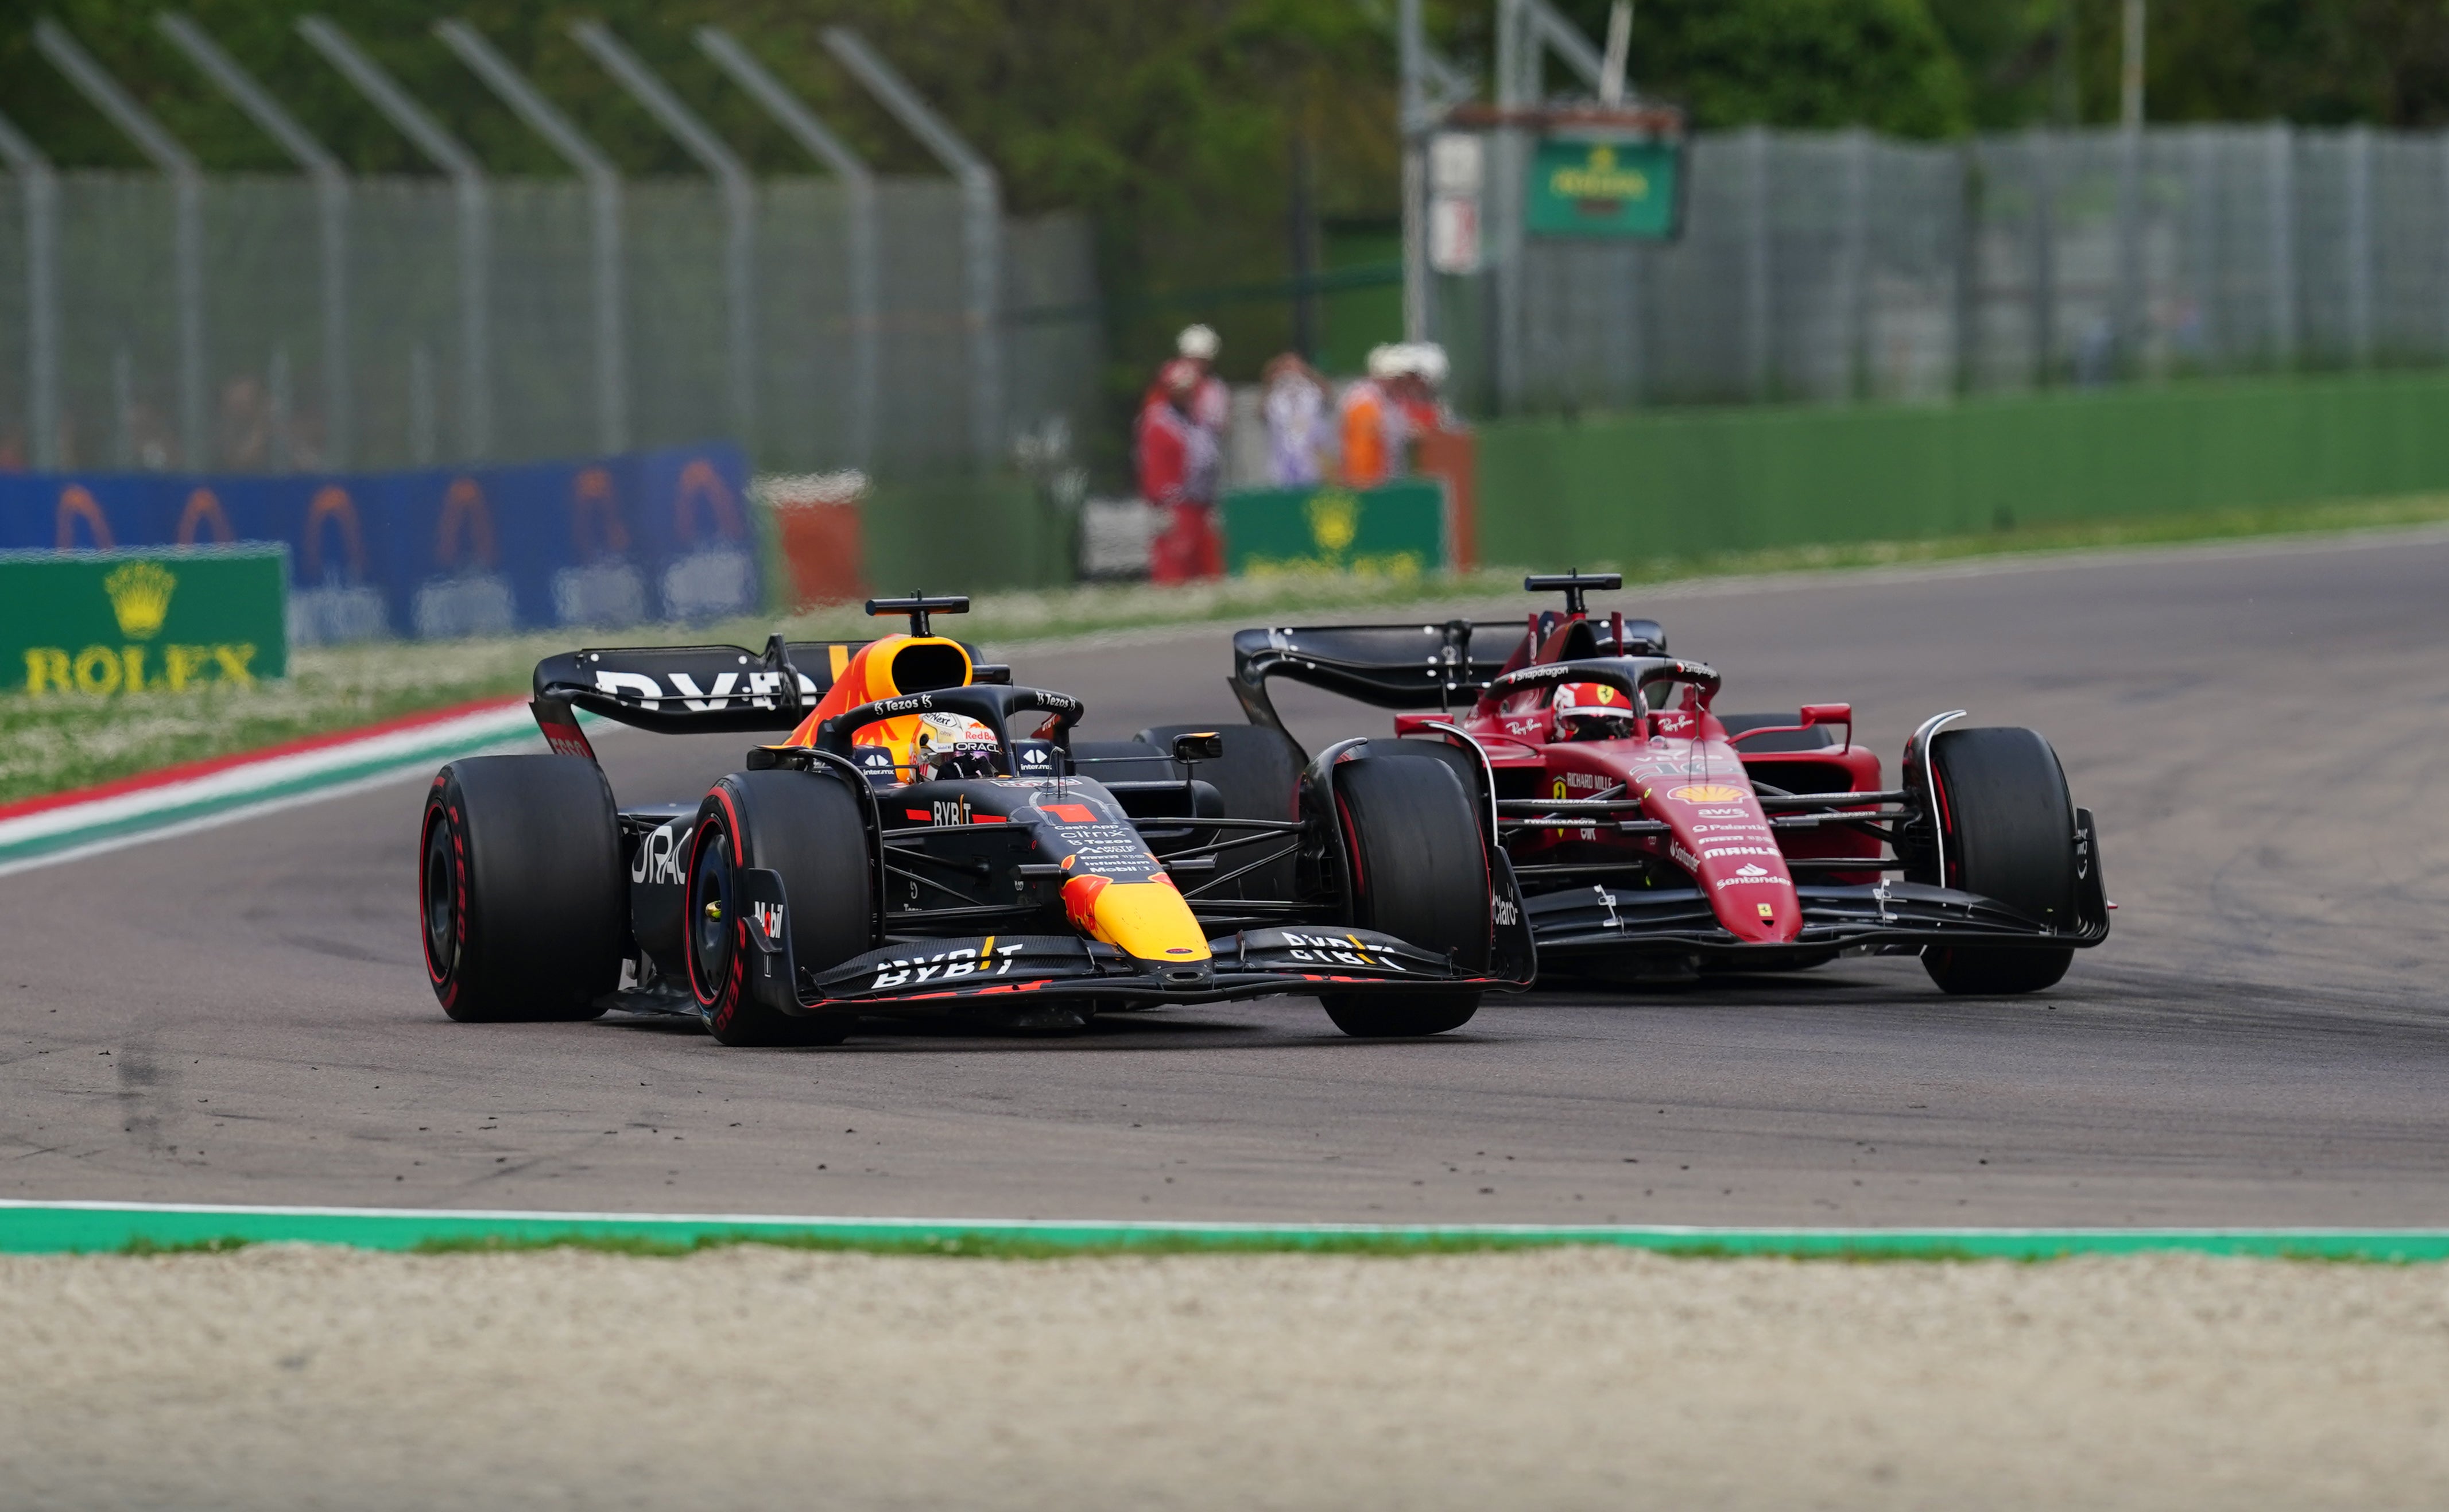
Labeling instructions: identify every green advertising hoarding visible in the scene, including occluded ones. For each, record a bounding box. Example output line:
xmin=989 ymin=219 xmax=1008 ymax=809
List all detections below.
xmin=1 ymin=546 xmax=288 ymax=696
xmin=1222 ymin=479 xmax=1447 ymax=577
xmin=1527 ymin=136 xmax=1683 ymax=240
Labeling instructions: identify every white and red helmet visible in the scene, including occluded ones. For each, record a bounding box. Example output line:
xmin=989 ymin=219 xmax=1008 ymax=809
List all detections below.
xmin=1551 ymin=680 xmax=1638 ymax=739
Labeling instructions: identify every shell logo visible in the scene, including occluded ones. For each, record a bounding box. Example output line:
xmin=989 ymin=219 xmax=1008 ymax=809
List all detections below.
xmin=1668 ymin=784 xmax=1747 ymax=804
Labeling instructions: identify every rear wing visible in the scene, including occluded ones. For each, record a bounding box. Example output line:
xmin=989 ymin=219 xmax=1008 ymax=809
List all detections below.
xmin=529 ymin=635 xmax=989 ymax=748
xmin=1228 ymin=610 xmax=1669 ymax=738
xmin=1230 ymin=623 xmax=1509 ymax=736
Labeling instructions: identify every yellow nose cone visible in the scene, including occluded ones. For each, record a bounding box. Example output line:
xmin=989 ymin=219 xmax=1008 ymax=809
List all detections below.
xmin=1063 ymin=875 xmax=1212 ymax=963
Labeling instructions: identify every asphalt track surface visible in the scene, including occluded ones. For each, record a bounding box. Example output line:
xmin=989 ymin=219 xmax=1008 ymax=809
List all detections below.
xmin=7 ymin=531 xmax=2449 ymax=1227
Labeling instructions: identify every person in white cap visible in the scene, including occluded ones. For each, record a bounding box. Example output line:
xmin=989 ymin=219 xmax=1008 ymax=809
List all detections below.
xmin=1176 ymin=324 xmax=1231 ymax=436
xmin=1339 ymin=343 xmax=1412 ymax=487
xmin=1390 ymin=340 xmax=1452 ymax=436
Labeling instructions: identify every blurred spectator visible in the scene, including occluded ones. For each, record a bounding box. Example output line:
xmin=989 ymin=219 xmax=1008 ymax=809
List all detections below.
xmin=1140 ymin=357 xmax=1223 ymax=582
xmin=1260 ymin=351 xmax=1334 ymax=486
xmin=1339 ymin=344 xmax=1408 ymax=487
xmin=1394 ymin=342 xmax=1451 ymax=432
xmin=218 ymin=375 xmax=269 ymax=471
xmin=1177 ymin=324 xmax=1231 ymax=435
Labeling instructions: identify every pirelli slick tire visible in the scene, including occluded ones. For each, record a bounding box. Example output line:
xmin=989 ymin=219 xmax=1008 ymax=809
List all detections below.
xmin=686 ymin=770 xmax=871 ymax=1047
xmin=1137 ymin=723 xmax=1305 ymax=900
xmin=1320 ymin=751 xmax=1487 ymax=1038
xmin=420 ymin=755 xmax=621 ymax=1023
xmin=1921 ymin=726 xmax=2078 ymax=996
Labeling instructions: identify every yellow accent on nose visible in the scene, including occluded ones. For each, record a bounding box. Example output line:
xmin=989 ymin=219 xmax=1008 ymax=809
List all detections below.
xmin=1088 ymin=882 xmax=1212 ymax=963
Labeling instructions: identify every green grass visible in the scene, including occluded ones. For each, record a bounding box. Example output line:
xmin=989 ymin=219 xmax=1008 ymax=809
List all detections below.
xmin=119 ymin=1236 xmax=255 ymax=1256
xmin=10 ymin=491 xmax=2447 ymax=806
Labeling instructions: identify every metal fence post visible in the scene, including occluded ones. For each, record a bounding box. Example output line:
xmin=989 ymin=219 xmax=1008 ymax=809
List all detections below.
xmin=301 ymin=15 xmax=491 ymax=460
xmin=574 ymin=21 xmax=755 ymax=453
xmin=37 ymin=20 xmax=207 ymax=467
xmin=2029 ymin=127 xmax=2056 ymax=385
xmin=1951 ymin=141 xmax=1981 ymax=396
xmin=2345 ymin=124 xmax=2374 ymax=369
xmin=2185 ymin=126 xmax=2219 ymax=365
xmin=438 ymin=18 xmax=627 ymax=457
xmin=160 ymin=13 xmax=353 ymax=469
xmin=2114 ymin=119 xmax=2144 ymax=374
xmin=2439 ymin=134 xmax=2449 ymax=363
xmin=1841 ymin=126 xmax=1872 ymax=398
xmin=1491 ymin=0 xmax=1526 ymax=414
xmin=2266 ymin=122 xmax=2296 ymax=369
xmin=0 ymin=110 xmax=58 ymax=470
xmin=1742 ymin=125 xmax=1772 ymax=400
xmin=822 ymin=28 xmax=1002 ymax=466
xmin=1399 ymin=0 xmax=1428 ymax=343
xmin=697 ymin=28 xmax=877 ymax=471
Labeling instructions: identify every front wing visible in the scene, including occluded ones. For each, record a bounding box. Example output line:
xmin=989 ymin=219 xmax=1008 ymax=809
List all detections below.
xmin=733 ymin=868 xmax=1525 ymax=1017
xmin=1525 ymin=878 xmax=2110 ymax=957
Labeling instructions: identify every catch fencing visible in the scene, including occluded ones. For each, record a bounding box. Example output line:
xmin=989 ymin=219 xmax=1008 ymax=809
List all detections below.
xmin=0 ymin=170 xmax=1101 ymax=480
xmin=1465 ymin=124 xmax=2449 ymax=415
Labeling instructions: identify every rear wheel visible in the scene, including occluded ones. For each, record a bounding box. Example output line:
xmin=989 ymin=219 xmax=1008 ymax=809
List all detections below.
xmin=1920 ymin=727 xmax=2078 ymax=995
xmin=1320 ymin=751 xmax=1487 ymax=1037
xmin=686 ymin=770 xmax=873 ymax=1046
xmin=420 ymin=755 xmax=621 ymax=1023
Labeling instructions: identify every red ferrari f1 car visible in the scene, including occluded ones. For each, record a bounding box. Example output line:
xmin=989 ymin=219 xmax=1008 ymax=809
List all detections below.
xmin=418 ymin=595 xmax=1530 ymax=1045
xmin=1189 ymin=573 xmax=2109 ymax=993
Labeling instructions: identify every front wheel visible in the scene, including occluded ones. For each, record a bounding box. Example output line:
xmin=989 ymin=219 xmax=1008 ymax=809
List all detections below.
xmin=1919 ymin=726 xmax=2079 ymax=995
xmin=1320 ymin=750 xmax=1490 ymax=1037
xmin=686 ymin=770 xmax=873 ymax=1046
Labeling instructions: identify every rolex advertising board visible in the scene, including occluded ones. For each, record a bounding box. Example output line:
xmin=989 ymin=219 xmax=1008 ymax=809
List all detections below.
xmin=1 ymin=546 xmax=288 ymax=696
xmin=1222 ymin=480 xmax=1448 ymax=578
xmin=1526 ymin=135 xmax=1683 ymax=240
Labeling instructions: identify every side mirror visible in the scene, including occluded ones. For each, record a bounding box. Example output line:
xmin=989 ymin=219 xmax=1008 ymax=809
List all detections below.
xmin=1800 ymin=703 xmax=1852 ymax=753
xmin=1171 ymin=731 xmax=1226 ymax=763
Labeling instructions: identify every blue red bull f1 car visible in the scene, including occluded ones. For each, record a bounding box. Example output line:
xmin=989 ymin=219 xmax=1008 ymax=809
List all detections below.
xmin=418 ymin=595 xmax=1531 ymax=1044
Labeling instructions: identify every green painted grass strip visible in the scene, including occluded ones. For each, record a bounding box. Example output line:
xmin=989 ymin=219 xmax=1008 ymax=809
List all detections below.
xmin=4 ymin=1203 xmax=2446 ymax=1263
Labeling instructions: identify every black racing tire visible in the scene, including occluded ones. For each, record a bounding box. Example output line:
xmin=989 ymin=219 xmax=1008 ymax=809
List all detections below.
xmin=419 ymin=755 xmax=621 ymax=1023
xmin=685 ymin=770 xmax=873 ymax=1046
xmin=1920 ymin=726 xmax=2078 ymax=995
xmin=1319 ymin=751 xmax=1487 ymax=1038
xmin=1137 ymin=723 xmax=1305 ymax=899
xmin=1375 ymin=738 xmax=1492 ymax=844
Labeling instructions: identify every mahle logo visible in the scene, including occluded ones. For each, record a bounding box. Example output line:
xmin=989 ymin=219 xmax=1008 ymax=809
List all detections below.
xmin=104 ymin=561 xmax=176 ymax=639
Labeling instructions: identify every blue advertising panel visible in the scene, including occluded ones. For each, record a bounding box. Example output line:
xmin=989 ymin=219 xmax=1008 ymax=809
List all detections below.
xmin=0 ymin=443 xmax=755 ymax=642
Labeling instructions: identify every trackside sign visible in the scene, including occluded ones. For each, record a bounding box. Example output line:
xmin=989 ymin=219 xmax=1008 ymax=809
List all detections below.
xmin=1 ymin=546 xmax=288 ymax=695
xmin=1221 ymin=479 xmax=1448 ymax=578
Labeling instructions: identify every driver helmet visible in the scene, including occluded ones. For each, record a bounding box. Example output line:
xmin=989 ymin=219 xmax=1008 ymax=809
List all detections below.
xmin=913 ymin=709 xmax=1003 ymax=779
xmin=1552 ymin=680 xmax=1638 ymax=741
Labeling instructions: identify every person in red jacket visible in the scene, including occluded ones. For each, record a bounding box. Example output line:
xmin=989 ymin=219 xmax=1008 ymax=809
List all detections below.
xmin=1140 ymin=358 xmax=1223 ymax=582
